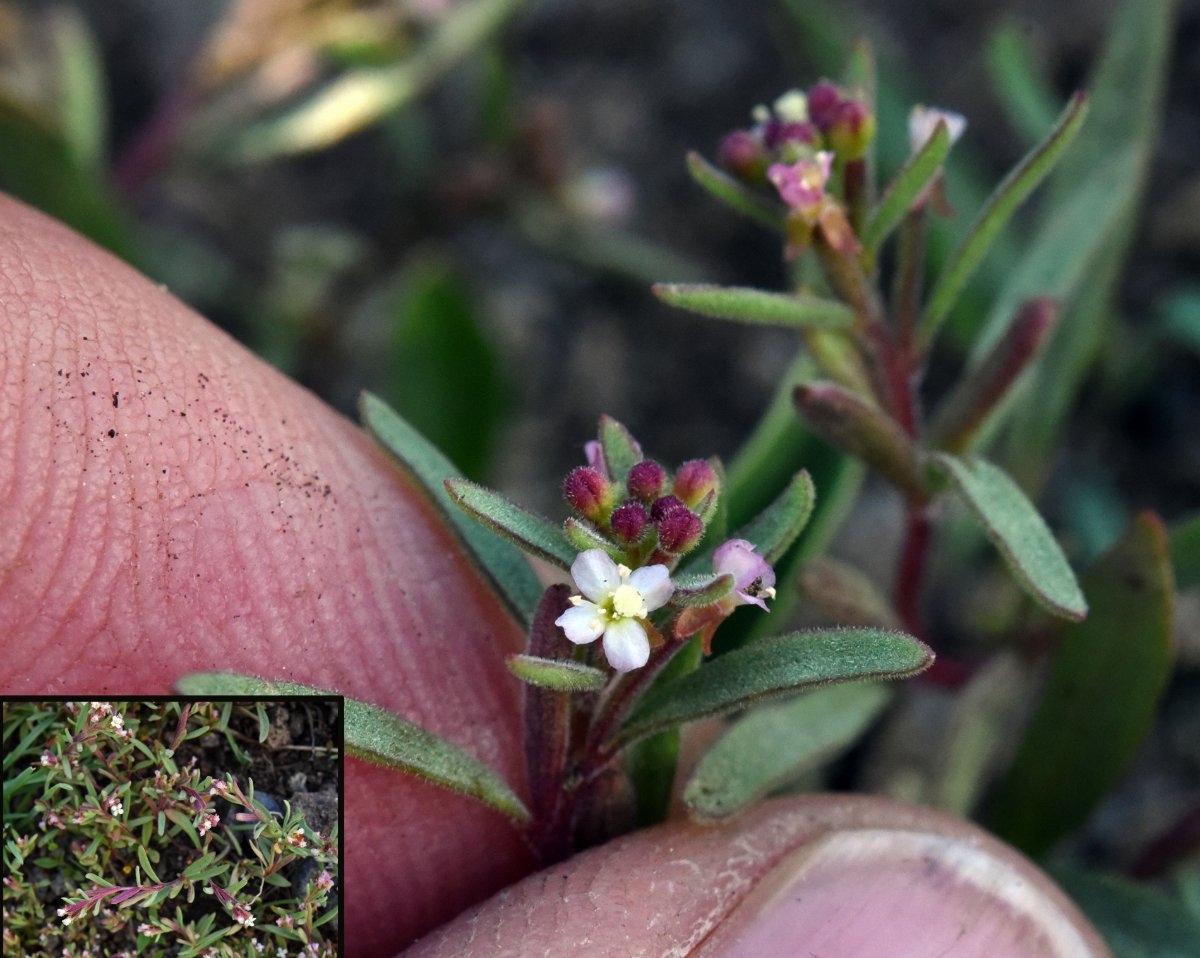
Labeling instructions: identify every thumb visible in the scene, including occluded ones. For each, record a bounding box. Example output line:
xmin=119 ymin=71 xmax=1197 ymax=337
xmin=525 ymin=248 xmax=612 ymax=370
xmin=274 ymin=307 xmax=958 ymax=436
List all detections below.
xmin=407 ymin=794 xmax=1111 ymax=958
xmin=0 ymin=193 xmax=534 ymax=957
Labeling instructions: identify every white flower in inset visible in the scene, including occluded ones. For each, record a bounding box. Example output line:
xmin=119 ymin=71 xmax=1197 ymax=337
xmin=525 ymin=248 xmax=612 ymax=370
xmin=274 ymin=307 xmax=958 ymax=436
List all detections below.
xmin=555 ymin=550 xmax=674 ymax=672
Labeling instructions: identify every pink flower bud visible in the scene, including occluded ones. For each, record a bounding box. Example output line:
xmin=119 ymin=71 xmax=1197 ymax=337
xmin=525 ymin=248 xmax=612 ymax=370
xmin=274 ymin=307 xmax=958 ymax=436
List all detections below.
xmin=650 ymin=495 xmax=688 ymax=521
xmin=672 ymin=459 xmax=720 ymax=508
xmin=611 ymin=500 xmax=650 ymax=543
xmin=718 ymin=130 xmax=767 ymax=181
xmin=763 ymin=120 xmax=818 ymax=152
xmin=563 ymin=466 xmax=611 ymax=522
xmin=806 ymin=81 xmax=843 ymax=131
xmin=827 ymin=99 xmax=876 ymax=160
xmin=656 ymin=507 xmax=704 ymax=555
xmin=627 ymin=460 xmax=667 ymax=502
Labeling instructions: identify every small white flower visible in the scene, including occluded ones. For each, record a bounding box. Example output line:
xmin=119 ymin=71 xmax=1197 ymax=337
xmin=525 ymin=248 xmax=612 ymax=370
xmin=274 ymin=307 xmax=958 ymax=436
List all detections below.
xmin=908 ymin=105 xmax=967 ymax=153
xmin=286 ymin=829 xmax=307 ymax=848
xmin=109 ymin=801 xmax=123 ymax=817
xmin=555 ymin=550 xmax=673 ymax=672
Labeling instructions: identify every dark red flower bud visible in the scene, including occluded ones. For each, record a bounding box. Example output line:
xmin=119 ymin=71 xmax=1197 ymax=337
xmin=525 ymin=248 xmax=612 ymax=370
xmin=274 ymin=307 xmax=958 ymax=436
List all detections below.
xmin=718 ymin=129 xmax=767 ymax=182
xmin=828 ymin=99 xmax=876 ymax=160
xmin=563 ymin=466 xmax=611 ymax=522
xmin=656 ymin=507 xmax=704 ymax=554
xmin=650 ymin=495 xmax=688 ymax=521
xmin=627 ymin=460 xmax=667 ymax=502
xmin=672 ymin=459 xmax=720 ymax=508
xmin=763 ymin=120 xmax=819 ymax=152
xmin=610 ymin=499 xmax=650 ymax=543
xmin=806 ymin=81 xmax=842 ymax=131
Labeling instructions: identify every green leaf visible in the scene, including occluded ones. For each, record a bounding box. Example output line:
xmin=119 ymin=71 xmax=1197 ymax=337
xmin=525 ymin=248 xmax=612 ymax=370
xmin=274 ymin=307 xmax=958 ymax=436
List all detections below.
xmin=562 ymin=518 xmax=623 ymax=561
xmin=176 ymin=673 xmax=530 ymax=824
xmin=921 ymin=92 xmax=1088 ymax=345
xmin=444 ymin=477 xmax=575 ymax=570
xmin=931 ymin=453 xmax=1087 ymax=620
xmin=136 ymin=845 xmax=161 ymax=885
xmin=683 ymin=682 xmax=892 ymax=822
xmin=685 ymin=151 xmax=787 ymax=232
xmin=1169 ymin=512 xmax=1200 ymax=589
xmin=652 ymin=283 xmax=855 ymax=331
xmin=597 ymin=415 xmax=642 ymax=485
xmin=669 ymin=572 xmax=735 ymax=607
xmin=985 ymin=20 xmax=1062 ymax=146
xmin=376 ymin=256 xmax=508 ymax=480
xmin=618 ymin=628 xmax=931 ymax=746
xmin=798 ymin=556 xmax=901 ymax=629
xmin=861 ymin=119 xmax=951 ymax=258
xmin=505 ymin=655 xmax=606 ymax=692
xmin=989 ymin=514 xmax=1174 ymax=856
xmin=730 ymin=469 xmax=816 ymax=565
xmin=360 ymin=392 xmax=543 ymax=622
xmin=1053 ymin=867 xmax=1200 ymax=958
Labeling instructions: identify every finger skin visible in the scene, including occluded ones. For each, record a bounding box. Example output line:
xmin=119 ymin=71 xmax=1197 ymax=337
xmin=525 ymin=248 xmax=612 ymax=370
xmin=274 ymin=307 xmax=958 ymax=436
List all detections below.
xmin=0 ymin=193 xmax=533 ymax=956
xmin=405 ymin=794 xmax=1112 ymax=958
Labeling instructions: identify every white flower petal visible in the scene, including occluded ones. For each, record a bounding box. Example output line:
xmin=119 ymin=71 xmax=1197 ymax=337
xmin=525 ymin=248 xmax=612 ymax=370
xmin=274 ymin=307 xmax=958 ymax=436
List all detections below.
xmin=627 ymin=564 xmax=674 ymax=611
xmin=555 ymin=603 xmax=605 ymax=645
xmin=571 ymin=549 xmax=621 ymax=603
xmin=602 ymin=619 xmax=651 ymax=672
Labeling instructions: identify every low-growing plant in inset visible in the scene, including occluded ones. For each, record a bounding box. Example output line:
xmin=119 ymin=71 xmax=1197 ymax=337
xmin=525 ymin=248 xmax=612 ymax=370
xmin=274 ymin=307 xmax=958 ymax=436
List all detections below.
xmin=2 ymin=700 xmax=340 ymax=958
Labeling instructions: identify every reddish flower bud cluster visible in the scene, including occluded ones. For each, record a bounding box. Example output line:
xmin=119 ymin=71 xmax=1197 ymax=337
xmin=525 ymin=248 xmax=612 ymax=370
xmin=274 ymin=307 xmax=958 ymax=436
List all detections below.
xmin=716 ymin=81 xmax=876 ymax=187
xmin=562 ymin=427 xmax=722 ymax=568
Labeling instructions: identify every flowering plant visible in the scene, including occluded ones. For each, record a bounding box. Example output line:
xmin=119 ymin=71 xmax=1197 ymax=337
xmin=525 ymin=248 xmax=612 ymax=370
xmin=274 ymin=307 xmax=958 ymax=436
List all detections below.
xmin=2 ymin=700 xmax=339 ymax=958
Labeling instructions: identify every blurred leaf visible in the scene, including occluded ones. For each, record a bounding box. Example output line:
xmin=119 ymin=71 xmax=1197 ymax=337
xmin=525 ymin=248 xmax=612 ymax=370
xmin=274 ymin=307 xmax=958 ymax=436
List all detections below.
xmin=445 ymin=477 xmax=575 ymax=570
xmin=985 ymin=20 xmax=1061 ymax=146
xmin=685 ymin=151 xmax=786 ymax=231
xmin=1158 ymin=286 xmax=1200 ymax=354
xmin=989 ymin=513 xmax=1174 ymax=856
xmin=921 ymin=92 xmax=1088 ymax=346
xmin=1169 ymin=513 xmax=1200 ymax=590
xmin=931 ymin=453 xmax=1087 ymax=621
xmin=372 ymin=257 xmax=507 ymax=479
xmin=1052 ymin=867 xmax=1200 ymax=958
xmin=652 ymin=283 xmax=855 ymax=331
xmin=993 ymin=0 xmax=1174 ymax=482
xmin=861 ymin=119 xmax=950 ymax=259
xmin=506 ymin=655 xmax=606 ymax=692
xmin=360 ymin=392 xmax=542 ymax=623
xmin=49 ymin=6 xmax=107 ymax=172
xmin=798 ymin=556 xmax=901 ymax=629
xmin=597 ymin=415 xmax=642 ymax=485
xmin=683 ymin=682 xmax=892 ymax=822
xmin=224 ymin=0 xmax=525 ymax=161
xmin=0 ymin=104 xmax=133 ymax=260
xmin=176 ymin=673 xmax=530 ymax=824
xmin=618 ymin=628 xmax=931 ymax=746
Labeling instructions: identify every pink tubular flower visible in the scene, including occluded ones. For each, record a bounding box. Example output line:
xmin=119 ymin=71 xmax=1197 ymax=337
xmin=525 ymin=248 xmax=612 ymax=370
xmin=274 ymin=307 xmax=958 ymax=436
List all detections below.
xmin=555 ymin=550 xmax=674 ymax=672
xmin=767 ymin=151 xmax=834 ymax=216
xmin=713 ymin=539 xmax=777 ymax=611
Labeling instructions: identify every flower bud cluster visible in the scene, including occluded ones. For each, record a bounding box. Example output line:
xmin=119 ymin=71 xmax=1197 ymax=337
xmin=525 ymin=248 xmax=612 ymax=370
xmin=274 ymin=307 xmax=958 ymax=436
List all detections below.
xmin=718 ymin=82 xmax=876 ymax=185
xmin=563 ymin=438 xmax=720 ymax=570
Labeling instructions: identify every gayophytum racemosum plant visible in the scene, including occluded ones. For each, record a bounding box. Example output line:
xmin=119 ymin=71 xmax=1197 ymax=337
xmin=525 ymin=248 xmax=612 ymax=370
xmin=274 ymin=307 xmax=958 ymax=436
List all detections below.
xmin=656 ymin=66 xmax=1092 ymax=674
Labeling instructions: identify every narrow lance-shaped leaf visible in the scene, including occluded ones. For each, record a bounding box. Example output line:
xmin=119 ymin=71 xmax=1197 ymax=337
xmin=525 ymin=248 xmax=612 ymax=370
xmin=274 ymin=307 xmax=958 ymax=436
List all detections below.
xmin=683 ymin=682 xmax=892 ymax=823
xmin=1169 ymin=511 xmax=1200 ymax=590
xmin=931 ymin=452 xmax=1087 ymax=621
xmin=506 ymin=655 xmax=607 ymax=692
xmin=175 ymin=673 xmax=530 ymax=825
xmin=652 ymin=283 xmax=856 ymax=331
xmin=445 ymin=477 xmax=575 ymax=570
xmin=360 ymin=391 xmax=542 ymax=622
xmin=860 ymin=119 xmax=951 ymax=258
xmin=920 ymin=91 xmax=1089 ymax=346
xmin=669 ymin=572 xmax=735 ymax=607
xmin=617 ymin=628 xmax=932 ymax=747
xmin=989 ymin=513 xmax=1174 ymax=856
xmin=730 ymin=469 xmax=816 ymax=564
xmin=686 ymin=151 xmax=788 ymax=231
xmin=562 ymin=518 xmax=623 ymax=562
xmin=597 ymin=415 xmax=642 ymax=485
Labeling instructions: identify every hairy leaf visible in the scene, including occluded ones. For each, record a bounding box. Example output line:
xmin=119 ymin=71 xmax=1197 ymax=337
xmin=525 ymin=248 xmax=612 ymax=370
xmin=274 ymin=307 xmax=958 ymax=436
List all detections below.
xmin=506 ymin=654 xmax=607 ymax=692
xmin=445 ymin=477 xmax=575 ymax=570
xmin=653 ymin=283 xmax=855 ymax=331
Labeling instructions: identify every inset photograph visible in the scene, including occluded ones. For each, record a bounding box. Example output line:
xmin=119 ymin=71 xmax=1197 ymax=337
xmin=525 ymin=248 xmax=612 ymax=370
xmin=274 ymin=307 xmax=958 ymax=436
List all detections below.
xmin=2 ymin=698 xmax=341 ymax=957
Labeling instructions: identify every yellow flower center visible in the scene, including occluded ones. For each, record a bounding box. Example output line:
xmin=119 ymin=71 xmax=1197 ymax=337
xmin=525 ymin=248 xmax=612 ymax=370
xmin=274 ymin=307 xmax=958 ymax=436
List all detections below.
xmin=610 ymin=583 xmax=647 ymax=619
